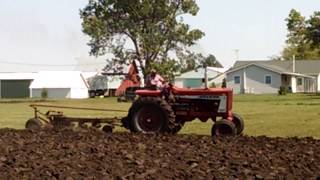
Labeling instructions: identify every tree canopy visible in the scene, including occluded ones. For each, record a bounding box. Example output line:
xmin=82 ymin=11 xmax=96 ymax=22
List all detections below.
xmin=179 ymin=51 xmax=223 ymax=73
xmin=306 ymin=11 xmax=320 ymax=48
xmin=80 ymin=0 xmax=205 ymax=80
xmin=281 ymin=9 xmax=320 ymax=60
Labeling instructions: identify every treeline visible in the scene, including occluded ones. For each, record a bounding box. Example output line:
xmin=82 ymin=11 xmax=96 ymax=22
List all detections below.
xmin=279 ymin=9 xmax=320 ymax=60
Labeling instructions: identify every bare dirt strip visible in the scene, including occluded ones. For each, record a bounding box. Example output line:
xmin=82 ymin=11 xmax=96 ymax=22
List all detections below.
xmin=0 ymin=128 xmax=319 ymax=179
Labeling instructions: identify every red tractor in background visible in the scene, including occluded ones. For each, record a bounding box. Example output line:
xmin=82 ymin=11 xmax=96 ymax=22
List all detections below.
xmin=121 ymin=83 xmax=244 ymax=137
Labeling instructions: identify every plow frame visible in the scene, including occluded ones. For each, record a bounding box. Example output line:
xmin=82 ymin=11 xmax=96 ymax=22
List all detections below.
xmin=28 ymin=104 xmax=126 ymax=131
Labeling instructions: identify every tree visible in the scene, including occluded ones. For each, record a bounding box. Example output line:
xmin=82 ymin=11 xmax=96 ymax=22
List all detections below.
xmin=203 ymin=54 xmax=223 ymax=67
xmin=179 ymin=51 xmax=223 ymax=73
xmin=178 ymin=50 xmax=201 ymax=73
xmin=80 ymin=0 xmax=204 ymax=80
xmin=281 ymin=9 xmax=320 ymax=60
xmin=306 ymin=11 xmax=320 ymax=48
xmin=286 ymin=9 xmax=306 ymax=48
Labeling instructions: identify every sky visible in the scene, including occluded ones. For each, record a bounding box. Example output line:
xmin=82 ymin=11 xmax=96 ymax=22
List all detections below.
xmin=0 ymin=0 xmax=319 ymax=72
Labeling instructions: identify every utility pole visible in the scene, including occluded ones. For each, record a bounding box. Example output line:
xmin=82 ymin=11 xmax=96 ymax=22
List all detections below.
xmin=234 ymin=49 xmax=239 ymax=61
xmin=204 ymin=65 xmax=208 ymax=89
xmin=292 ymin=54 xmax=295 ymax=73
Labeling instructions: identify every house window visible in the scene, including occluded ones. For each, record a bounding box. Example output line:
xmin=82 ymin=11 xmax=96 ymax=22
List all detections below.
xmin=234 ymin=76 xmax=240 ymax=84
xmin=297 ymin=78 xmax=303 ymax=86
xmin=265 ymin=75 xmax=272 ymax=84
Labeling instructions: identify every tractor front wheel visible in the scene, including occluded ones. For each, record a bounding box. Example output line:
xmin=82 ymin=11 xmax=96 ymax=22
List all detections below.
xmin=232 ymin=113 xmax=244 ymax=135
xmin=211 ymin=119 xmax=236 ymax=137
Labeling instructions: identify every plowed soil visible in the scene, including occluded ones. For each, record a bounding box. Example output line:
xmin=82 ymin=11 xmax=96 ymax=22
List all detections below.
xmin=0 ymin=128 xmax=319 ymax=179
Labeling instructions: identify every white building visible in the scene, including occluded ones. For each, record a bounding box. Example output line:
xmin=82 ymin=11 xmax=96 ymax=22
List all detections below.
xmin=0 ymin=73 xmax=37 ymax=98
xmin=29 ymin=71 xmax=89 ymax=99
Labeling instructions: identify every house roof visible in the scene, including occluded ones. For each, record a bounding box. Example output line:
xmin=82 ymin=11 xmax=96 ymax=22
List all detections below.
xmin=231 ymin=60 xmax=320 ymax=75
xmin=175 ymin=67 xmax=227 ymax=80
xmin=29 ymin=71 xmax=88 ymax=89
xmin=81 ymin=72 xmax=99 ymax=80
xmin=207 ymin=67 xmax=228 ymax=73
xmin=0 ymin=72 xmax=37 ymax=80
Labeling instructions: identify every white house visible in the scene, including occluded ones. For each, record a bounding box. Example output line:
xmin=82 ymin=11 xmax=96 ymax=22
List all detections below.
xmin=29 ymin=71 xmax=89 ymax=99
xmin=226 ymin=60 xmax=320 ymax=94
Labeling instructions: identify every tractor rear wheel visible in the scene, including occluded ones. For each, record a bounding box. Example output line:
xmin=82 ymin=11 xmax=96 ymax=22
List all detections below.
xmin=133 ymin=105 xmax=165 ymax=133
xmin=25 ymin=118 xmax=42 ymax=130
xmin=232 ymin=113 xmax=244 ymax=134
xmin=126 ymin=97 xmax=177 ymax=134
xmin=211 ymin=119 xmax=236 ymax=137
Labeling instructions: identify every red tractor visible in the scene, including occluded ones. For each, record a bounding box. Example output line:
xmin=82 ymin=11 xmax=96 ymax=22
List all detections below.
xmin=121 ymin=84 xmax=244 ymax=137
xmin=26 ymin=62 xmax=243 ymax=137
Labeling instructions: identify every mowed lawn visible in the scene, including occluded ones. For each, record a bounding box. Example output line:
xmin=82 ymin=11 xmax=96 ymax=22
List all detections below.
xmin=0 ymin=93 xmax=320 ymax=138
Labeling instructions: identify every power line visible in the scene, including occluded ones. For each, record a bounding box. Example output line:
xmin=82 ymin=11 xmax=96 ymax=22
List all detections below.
xmin=0 ymin=60 xmax=106 ymax=67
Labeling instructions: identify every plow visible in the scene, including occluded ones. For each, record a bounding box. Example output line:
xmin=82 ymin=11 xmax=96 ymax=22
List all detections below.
xmin=26 ymin=84 xmax=245 ymax=137
xmin=26 ymin=104 xmax=125 ymax=133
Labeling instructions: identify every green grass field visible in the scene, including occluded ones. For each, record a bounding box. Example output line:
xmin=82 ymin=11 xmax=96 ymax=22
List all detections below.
xmin=1 ymin=93 xmax=320 ymax=138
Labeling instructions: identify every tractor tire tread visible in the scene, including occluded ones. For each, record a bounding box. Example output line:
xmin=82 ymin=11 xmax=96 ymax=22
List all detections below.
xmin=211 ymin=119 xmax=237 ymax=137
xmin=232 ymin=113 xmax=245 ymax=135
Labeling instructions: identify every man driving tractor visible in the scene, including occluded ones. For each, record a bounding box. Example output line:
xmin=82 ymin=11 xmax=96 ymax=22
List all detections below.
xmin=146 ymin=69 xmax=165 ymax=89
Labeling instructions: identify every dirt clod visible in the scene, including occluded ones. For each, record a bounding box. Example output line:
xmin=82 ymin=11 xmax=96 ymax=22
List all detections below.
xmin=0 ymin=128 xmax=319 ymax=179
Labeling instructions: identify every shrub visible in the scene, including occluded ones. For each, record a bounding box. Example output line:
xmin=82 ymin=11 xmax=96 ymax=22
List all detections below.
xmin=210 ymin=82 xmax=216 ymax=88
xmin=221 ymin=78 xmax=227 ymax=88
xmin=41 ymin=88 xmax=48 ymax=99
xmin=278 ymin=86 xmax=287 ymax=95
